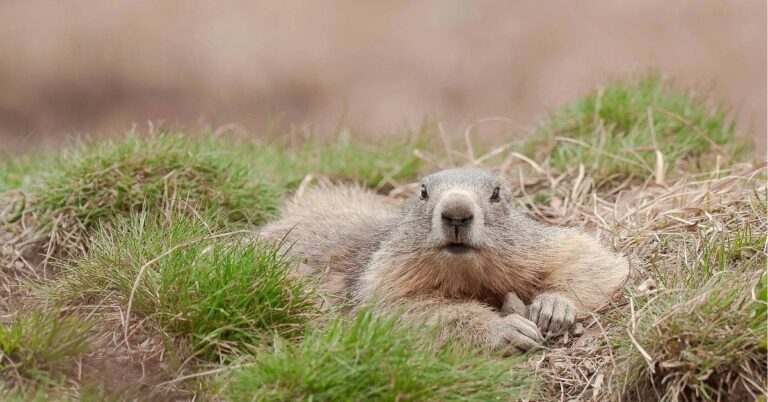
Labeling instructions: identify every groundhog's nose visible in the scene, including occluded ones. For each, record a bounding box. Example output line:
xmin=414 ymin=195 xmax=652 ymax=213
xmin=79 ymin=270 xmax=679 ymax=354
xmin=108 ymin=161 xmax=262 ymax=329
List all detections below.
xmin=439 ymin=194 xmax=475 ymax=229
xmin=441 ymin=210 xmax=473 ymax=227
xmin=434 ymin=191 xmax=479 ymax=245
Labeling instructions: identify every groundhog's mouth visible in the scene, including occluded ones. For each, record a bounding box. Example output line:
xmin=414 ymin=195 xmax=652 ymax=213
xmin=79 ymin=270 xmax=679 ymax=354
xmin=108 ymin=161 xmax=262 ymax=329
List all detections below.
xmin=443 ymin=243 xmax=475 ymax=254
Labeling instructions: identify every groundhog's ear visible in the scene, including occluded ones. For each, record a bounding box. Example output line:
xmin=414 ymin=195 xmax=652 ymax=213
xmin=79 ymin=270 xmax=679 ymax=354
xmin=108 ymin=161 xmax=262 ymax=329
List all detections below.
xmin=499 ymin=175 xmax=515 ymax=191
xmin=500 ymin=176 xmax=517 ymax=203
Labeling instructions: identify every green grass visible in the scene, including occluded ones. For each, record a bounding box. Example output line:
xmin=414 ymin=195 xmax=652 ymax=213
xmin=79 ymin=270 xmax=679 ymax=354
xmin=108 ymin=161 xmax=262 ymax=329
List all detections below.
xmin=0 ymin=309 xmax=93 ymax=389
xmin=49 ymin=211 xmax=319 ymax=360
xmin=222 ymin=310 xmax=538 ymax=402
xmin=247 ymin=133 xmax=424 ymax=191
xmin=524 ymin=73 xmax=746 ymax=185
xmin=26 ymin=134 xmax=280 ymax=247
xmin=616 ymin=223 xmax=767 ymax=401
xmin=0 ymin=153 xmax=47 ymax=192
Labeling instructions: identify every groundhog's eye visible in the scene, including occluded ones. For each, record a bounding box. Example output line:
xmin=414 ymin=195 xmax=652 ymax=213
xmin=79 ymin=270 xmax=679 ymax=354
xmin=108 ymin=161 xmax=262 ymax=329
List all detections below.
xmin=490 ymin=187 xmax=501 ymax=202
xmin=420 ymin=185 xmax=428 ymax=200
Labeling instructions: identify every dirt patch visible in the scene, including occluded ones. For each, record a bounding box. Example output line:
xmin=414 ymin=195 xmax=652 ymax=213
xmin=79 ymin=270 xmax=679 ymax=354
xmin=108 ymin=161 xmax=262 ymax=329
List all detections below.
xmin=76 ymin=315 xmax=196 ymax=401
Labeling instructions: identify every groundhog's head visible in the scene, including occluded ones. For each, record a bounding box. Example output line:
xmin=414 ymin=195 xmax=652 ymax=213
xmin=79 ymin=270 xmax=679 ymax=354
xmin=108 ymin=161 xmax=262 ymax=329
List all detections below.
xmin=405 ymin=168 xmax=518 ymax=259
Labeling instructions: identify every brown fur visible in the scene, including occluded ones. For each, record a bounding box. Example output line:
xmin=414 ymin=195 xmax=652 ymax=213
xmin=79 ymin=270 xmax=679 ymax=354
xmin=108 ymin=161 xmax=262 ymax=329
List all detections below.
xmin=260 ymin=169 xmax=629 ymax=352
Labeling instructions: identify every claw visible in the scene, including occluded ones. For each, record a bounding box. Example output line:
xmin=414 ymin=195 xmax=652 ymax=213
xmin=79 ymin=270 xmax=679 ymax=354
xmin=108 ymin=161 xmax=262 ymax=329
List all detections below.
xmin=528 ymin=293 xmax=576 ymax=336
xmin=486 ymin=313 xmax=545 ymax=354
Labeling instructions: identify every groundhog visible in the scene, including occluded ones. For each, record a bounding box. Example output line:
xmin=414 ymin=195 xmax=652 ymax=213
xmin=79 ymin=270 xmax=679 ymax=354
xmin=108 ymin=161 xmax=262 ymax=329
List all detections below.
xmin=259 ymin=168 xmax=628 ymax=353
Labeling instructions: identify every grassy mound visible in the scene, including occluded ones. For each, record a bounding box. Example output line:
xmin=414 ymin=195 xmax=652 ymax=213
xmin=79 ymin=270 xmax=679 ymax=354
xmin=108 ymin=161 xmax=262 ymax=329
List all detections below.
xmin=617 ymin=219 xmax=767 ymax=400
xmin=222 ymin=311 xmax=537 ymax=401
xmin=49 ymin=211 xmax=318 ymax=360
xmin=525 ymin=73 xmax=747 ymax=186
xmin=23 ymin=134 xmax=280 ymax=255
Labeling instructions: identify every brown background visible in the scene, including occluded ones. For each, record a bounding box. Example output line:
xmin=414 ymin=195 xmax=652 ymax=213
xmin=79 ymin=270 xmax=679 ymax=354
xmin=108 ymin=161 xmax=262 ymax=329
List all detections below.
xmin=0 ymin=1 xmax=765 ymax=153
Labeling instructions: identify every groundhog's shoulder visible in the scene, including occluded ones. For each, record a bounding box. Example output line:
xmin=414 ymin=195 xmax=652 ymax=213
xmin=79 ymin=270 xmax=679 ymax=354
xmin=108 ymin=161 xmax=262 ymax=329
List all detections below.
xmin=281 ymin=183 xmax=401 ymax=220
xmin=259 ymin=183 xmax=401 ymax=277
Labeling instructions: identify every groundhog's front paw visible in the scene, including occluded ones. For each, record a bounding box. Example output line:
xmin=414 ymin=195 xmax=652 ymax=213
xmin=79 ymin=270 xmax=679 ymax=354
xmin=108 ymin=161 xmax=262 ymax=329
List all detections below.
xmin=529 ymin=293 xmax=576 ymax=337
xmin=484 ymin=313 xmax=544 ymax=355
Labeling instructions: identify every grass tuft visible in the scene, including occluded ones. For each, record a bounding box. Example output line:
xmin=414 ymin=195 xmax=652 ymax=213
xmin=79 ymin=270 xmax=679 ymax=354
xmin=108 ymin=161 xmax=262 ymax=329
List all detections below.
xmin=0 ymin=309 xmax=92 ymax=388
xmin=25 ymin=133 xmax=281 ymax=255
xmin=525 ymin=73 xmax=747 ymax=184
xmin=222 ymin=310 xmax=537 ymax=401
xmin=618 ymin=225 xmax=767 ymax=401
xmin=49 ymin=211 xmax=318 ymax=360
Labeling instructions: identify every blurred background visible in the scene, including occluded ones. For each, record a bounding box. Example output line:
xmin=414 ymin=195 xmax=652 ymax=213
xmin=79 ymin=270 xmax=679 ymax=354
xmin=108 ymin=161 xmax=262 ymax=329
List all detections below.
xmin=0 ymin=0 xmax=765 ymax=152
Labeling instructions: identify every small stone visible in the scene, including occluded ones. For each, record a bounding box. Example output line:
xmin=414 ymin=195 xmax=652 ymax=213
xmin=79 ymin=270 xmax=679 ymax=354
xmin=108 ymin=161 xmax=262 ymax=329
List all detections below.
xmin=139 ymin=337 xmax=153 ymax=350
xmin=572 ymin=327 xmax=602 ymax=348
xmin=571 ymin=322 xmax=584 ymax=336
xmin=637 ymin=278 xmax=657 ymax=293
xmin=740 ymin=249 xmax=755 ymax=259
xmin=593 ymin=373 xmax=604 ymax=392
